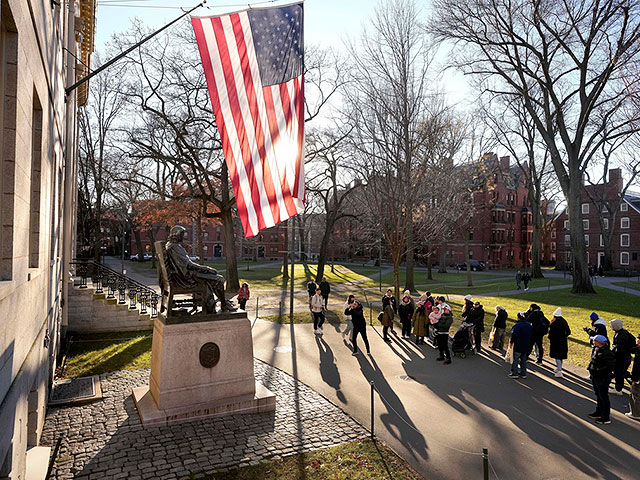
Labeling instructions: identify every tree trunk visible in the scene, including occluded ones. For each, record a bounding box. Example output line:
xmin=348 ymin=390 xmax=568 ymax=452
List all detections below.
xmin=405 ymin=218 xmax=415 ymax=291
xmin=567 ymin=178 xmax=595 ymax=293
xmin=426 ymin=253 xmax=433 ymax=281
xmin=465 ymin=237 xmax=473 ymax=287
xmin=149 ymin=227 xmax=157 ymax=269
xmin=439 ymin=241 xmax=447 ymax=273
xmin=530 ymin=204 xmax=544 ymax=278
xmin=315 ymin=218 xmax=333 ymax=283
xmin=220 ymin=164 xmax=239 ymax=292
xmin=393 ymin=256 xmax=400 ymax=303
xmin=282 ymin=220 xmax=289 ymax=281
xmin=133 ymin=229 xmax=144 ymax=261
xmin=602 ymin=226 xmax=614 ymax=272
xmin=298 ymin=220 xmax=307 ymax=264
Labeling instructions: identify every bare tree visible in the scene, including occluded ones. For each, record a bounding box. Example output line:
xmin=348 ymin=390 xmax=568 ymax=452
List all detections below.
xmin=432 ymin=0 xmax=640 ymax=293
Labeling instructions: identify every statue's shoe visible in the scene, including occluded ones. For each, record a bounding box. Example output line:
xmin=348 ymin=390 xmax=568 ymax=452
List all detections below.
xmin=221 ymin=300 xmax=238 ymax=312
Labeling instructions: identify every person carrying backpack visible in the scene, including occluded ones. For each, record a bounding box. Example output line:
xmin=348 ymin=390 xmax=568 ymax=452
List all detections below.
xmin=609 ymin=319 xmax=636 ymax=396
xmin=526 ymin=304 xmax=550 ymax=364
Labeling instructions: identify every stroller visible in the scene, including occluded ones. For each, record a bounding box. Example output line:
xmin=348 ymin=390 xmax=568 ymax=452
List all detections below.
xmin=451 ymin=322 xmax=476 ymax=358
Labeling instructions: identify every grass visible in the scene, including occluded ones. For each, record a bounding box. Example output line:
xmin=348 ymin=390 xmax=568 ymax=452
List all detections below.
xmin=611 ymin=281 xmax=640 ymax=292
xmin=240 ymin=264 xmax=380 ymax=290
xmin=428 ymin=276 xmax=571 ymax=296
xmin=465 ymin=287 xmax=640 ymax=368
xmin=204 ymin=438 xmax=423 ymax=480
xmin=61 ymin=332 xmax=152 ymax=378
xmin=358 ymin=270 xmax=506 ymax=289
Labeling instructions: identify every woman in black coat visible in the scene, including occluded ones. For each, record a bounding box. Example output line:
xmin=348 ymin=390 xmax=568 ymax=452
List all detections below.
xmin=549 ymin=307 xmax=571 ymax=378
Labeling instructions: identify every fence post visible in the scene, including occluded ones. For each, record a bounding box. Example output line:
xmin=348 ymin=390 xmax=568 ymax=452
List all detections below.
xmin=278 ymin=301 xmax=282 ymax=320
xmin=256 ymin=296 xmax=259 ymax=320
xmin=370 ymin=381 xmax=375 ymax=439
xmin=483 ymin=448 xmax=489 ymax=480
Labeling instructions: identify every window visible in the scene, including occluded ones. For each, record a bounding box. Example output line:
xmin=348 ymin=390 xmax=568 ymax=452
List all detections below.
xmin=469 ymin=250 xmax=473 ymax=259
xmin=621 ymin=217 xmax=630 ymax=229
xmin=584 ymin=234 xmax=589 ymax=247
xmin=563 ymin=220 xmax=569 ymax=229
xmin=29 ymin=89 xmax=43 ymax=268
xmin=551 ymin=242 xmax=556 ymax=252
xmin=604 ymin=218 xmax=609 ymax=230
xmin=582 ymin=203 xmax=589 ymax=214
xmin=602 ymin=205 xmax=608 ymax=213
xmin=599 ymin=235 xmax=604 ymax=247
xmin=583 ymin=219 xmax=589 ymax=230
xmin=621 ymin=234 xmax=630 ymax=247
xmin=620 ymin=252 xmax=630 ymax=265
xmin=551 ymin=231 xmax=556 ymax=238
xmin=469 ymin=230 xmax=474 ymax=241
xmin=0 ymin=8 xmax=18 ymax=280
xmin=621 ymin=203 xmax=628 ymax=212
xmin=203 ymin=245 xmax=208 ymax=251
xmin=564 ymin=234 xmax=570 ymax=246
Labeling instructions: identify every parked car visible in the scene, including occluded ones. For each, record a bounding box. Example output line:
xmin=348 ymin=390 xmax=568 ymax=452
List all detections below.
xmin=456 ymin=260 xmax=485 ymax=271
xmin=130 ymin=253 xmax=152 ymax=262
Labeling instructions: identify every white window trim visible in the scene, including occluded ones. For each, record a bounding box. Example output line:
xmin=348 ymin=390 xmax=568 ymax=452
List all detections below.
xmin=599 ymin=234 xmax=604 ymax=247
xmin=621 ymin=217 xmax=630 ymax=229
xmin=620 ymin=252 xmax=630 ymax=265
xmin=564 ymin=220 xmax=569 ymax=229
xmin=584 ymin=234 xmax=590 ymax=246
xmin=583 ymin=219 xmax=589 ymax=230
xmin=582 ymin=203 xmax=589 ymax=214
xmin=621 ymin=234 xmax=630 ymax=247
xmin=621 ymin=203 xmax=628 ymax=212
xmin=604 ymin=218 xmax=609 ymax=230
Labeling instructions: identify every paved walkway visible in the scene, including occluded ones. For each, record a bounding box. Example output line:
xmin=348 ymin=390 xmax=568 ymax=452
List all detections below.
xmin=40 ymin=359 xmax=368 ymax=479
xmin=252 ymin=319 xmax=640 ymax=480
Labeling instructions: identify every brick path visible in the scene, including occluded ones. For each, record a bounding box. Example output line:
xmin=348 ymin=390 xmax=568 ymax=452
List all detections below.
xmin=41 ymin=359 xmax=368 ymax=479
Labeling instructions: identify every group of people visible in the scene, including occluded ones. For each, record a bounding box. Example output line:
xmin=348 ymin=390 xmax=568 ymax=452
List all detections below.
xmin=515 ymin=271 xmax=532 ymax=290
xmin=303 ymin=280 xmax=639 ymax=427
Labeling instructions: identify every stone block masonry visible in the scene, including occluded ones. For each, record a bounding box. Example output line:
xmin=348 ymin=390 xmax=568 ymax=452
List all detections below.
xmin=40 ymin=359 xmax=368 ymax=479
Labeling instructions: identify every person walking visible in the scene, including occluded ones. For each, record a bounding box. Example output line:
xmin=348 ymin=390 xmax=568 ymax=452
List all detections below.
xmin=461 ymin=294 xmax=473 ymax=323
xmin=584 ymin=312 xmax=608 ymax=343
xmin=516 ymin=271 xmax=522 ymax=290
xmin=307 ymin=280 xmax=317 ymax=309
xmin=346 ymin=299 xmax=370 ymax=356
xmin=490 ymin=305 xmax=508 ymax=350
xmin=412 ymin=296 xmax=428 ymax=344
xmin=398 ymin=290 xmax=415 ymax=339
xmin=237 ymin=282 xmax=250 ymax=310
xmin=522 ymin=272 xmax=531 ymax=290
xmin=526 ymin=304 xmax=550 ymax=364
xmin=587 ymin=335 xmax=615 ymax=425
xmin=319 ymin=277 xmax=331 ymax=307
xmin=436 ymin=304 xmax=454 ymax=364
xmin=467 ymin=300 xmax=485 ymax=352
xmin=508 ymin=313 xmax=533 ymax=379
xmin=548 ymin=307 xmax=571 ymax=378
xmin=382 ymin=289 xmax=397 ymax=334
xmin=626 ymin=334 xmax=640 ymax=420
xmin=609 ymin=319 xmax=636 ymax=396
xmin=342 ymin=295 xmax=355 ymax=339
xmin=311 ymin=287 xmax=326 ymax=335
xmin=380 ymin=299 xmax=395 ymax=343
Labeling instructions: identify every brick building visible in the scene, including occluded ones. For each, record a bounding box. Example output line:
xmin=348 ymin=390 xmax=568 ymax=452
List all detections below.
xmin=0 ymin=0 xmax=94 ymax=477
xmin=554 ymin=168 xmax=640 ymax=271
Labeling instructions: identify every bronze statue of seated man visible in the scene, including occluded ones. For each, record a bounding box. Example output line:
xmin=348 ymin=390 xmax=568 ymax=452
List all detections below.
xmin=165 ymin=225 xmax=236 ymax=313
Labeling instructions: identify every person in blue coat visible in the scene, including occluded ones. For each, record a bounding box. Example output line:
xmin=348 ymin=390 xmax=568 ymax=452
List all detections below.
xmin=509 ymin=312 xmax=533 ymax=379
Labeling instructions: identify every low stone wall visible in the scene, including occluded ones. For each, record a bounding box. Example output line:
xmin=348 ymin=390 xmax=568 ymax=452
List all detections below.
xmin=67 ymin=284 xmax=153 ymax=333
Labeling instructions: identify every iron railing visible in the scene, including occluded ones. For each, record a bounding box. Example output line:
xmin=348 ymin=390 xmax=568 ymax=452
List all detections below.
xmin=70 ymin=260 xmax=160 ymax=318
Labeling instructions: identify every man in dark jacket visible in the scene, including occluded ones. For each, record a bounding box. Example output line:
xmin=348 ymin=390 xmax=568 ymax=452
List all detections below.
xmin=526 ymin=304 xmax=550 ymax=364
xmin=509 ymin=314 xmax=533 ymax=378
xmin=584 ymin=312 xmax=608 ymax=341
xmin=381 ymin=289 xmax=397 ymax=334
xmin=319 ymin=277 xmax=331 ymax=307
xmin=346 ymin=300 xmax=370 ymax=356
xmin=307 ymin=280 xmax=317 ymax=309
xmin=587 ymin=335 xmax=616 ymax=424
xmin=435 ymin=304 xmax=453 ymax=364
xmin=626 ymin=334 xmax=640 ymax=420
xmin=467 ymin=301 xmax=485 ymax=352
xmin=609 ymin=319 xmax=636 ymax=395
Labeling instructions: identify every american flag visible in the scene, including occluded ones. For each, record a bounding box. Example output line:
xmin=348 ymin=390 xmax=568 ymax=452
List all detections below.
xmin=192 ymin=3 xmax=305 ymax=238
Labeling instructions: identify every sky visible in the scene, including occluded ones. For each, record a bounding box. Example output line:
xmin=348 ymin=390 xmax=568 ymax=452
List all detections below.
xmin=94 ymin=0 xmax=469 ymax=104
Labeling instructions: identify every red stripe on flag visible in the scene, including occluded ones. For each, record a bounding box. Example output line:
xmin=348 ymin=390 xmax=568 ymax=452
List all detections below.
xmin=192 ymin=17 xmax=255 ymax=236
xmin=230 ymin=14 xmax=282 ymax=224
xmin=211 ymin=15 xmax=267 ymax=232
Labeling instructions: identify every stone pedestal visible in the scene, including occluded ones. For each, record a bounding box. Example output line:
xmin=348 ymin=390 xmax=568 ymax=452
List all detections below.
xmin=133 ymin=311 xmax=275 ymax=426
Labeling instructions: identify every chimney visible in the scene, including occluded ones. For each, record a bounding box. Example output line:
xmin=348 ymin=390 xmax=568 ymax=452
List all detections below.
xmin=608 ymin=168 xmax=622 ymax=193
xmin=500 ymin=156 xmax=510 ymax=170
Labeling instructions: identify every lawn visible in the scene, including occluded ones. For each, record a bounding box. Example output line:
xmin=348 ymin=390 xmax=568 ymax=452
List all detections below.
xmin=239 ymin=264 xmax=380 ymax=290
xmin=60 ymin=332 xmax=152 ymax=378
xmin=428 ymin=276 xmax=571 ymax=296
xmin=466 ymin=287 xmax=640 ymax=368
xmin=206 ymin=438 xmax=422 ymax=480
xmin=358 ymin=270 xmax=507 ymax=289
xmin=611 ymin=281 xmax=640 ymax=292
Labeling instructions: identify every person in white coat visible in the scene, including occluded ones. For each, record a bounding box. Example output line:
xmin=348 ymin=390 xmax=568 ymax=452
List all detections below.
xmin=311 ymin=288 xmax=326 ymax=334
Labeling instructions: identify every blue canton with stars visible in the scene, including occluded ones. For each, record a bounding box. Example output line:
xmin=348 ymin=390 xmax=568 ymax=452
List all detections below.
xmin=248 ymin=3 xmax=304 ymax=87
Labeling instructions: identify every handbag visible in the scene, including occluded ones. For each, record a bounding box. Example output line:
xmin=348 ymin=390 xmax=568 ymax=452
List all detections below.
xmin=504 ymin=345 xmax=513 ymax=363
xmin=489 ymin=328 xmax=496 ymax=344
xmin=377 ymin=311 xmax=384 ymax=322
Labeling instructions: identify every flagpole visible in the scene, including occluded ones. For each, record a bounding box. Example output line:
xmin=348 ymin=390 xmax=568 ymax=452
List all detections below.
xmin=65 ymin=1 xmax=206 ymax=96
xmin=289 ymin=217 xmax=296 ymax=322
